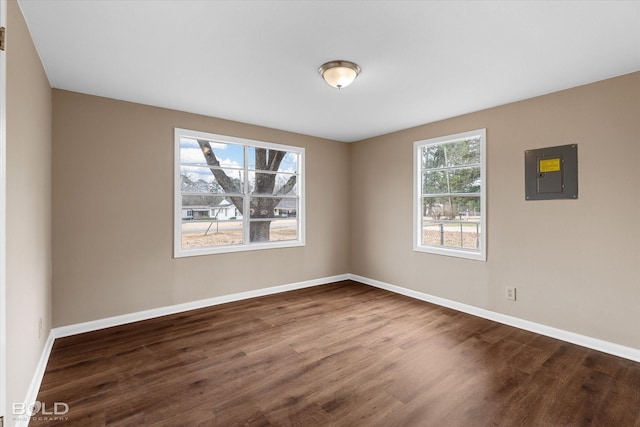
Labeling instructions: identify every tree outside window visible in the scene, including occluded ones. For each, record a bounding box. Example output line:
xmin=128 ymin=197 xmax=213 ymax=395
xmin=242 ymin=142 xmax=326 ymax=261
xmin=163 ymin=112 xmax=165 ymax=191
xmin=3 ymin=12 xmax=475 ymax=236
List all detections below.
xmin=175 ymin=128 xmax=304 ymax=257
xmin=414 ymin=129 xmax=486 ymax=261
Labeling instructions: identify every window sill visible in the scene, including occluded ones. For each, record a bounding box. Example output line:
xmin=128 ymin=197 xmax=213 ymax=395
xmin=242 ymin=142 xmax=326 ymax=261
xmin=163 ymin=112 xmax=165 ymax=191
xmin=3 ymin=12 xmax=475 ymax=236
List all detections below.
xmin=413 ymin=244 xmax=486 ymax=261
xmin=174 ymin=240 xmax=305 ymax=258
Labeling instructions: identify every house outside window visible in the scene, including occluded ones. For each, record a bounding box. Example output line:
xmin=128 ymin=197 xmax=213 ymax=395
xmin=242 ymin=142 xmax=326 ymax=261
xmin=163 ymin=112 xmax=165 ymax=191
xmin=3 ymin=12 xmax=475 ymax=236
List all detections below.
xmin=414 ymin=129 xmax=486 ymax=261
xmin=175 ymin=128 xmax=304 ymax=257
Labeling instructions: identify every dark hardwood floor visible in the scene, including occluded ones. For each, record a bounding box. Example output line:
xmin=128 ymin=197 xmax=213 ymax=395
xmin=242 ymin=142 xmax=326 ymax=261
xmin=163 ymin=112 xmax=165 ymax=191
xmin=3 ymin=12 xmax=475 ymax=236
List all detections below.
xmin=31 ymin=281 xmax=640 ymax=426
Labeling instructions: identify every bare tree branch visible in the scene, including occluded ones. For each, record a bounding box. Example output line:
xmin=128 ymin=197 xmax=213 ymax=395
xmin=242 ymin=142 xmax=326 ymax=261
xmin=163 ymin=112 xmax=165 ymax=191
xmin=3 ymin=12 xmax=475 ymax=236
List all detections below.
xmin=195 ymin=142 xmax=297 ymax=242
xmin=268 ymin=150 xmax=286 ymax=172
xmin=197 ymin=140 xmax=243 ymax=213
xmin=275 ymin=175 xmax=297 ymax=196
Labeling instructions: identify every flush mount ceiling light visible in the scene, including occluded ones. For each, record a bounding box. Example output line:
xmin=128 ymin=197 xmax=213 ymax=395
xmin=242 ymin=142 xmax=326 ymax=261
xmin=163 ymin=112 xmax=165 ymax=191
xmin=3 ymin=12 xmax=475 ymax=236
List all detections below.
xmin=318 ymin=60 xmax=361 ymax=89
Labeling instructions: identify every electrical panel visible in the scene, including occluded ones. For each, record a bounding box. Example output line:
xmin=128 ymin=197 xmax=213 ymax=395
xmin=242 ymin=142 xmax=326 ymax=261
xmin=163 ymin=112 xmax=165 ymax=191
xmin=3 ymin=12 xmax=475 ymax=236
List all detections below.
xmin=525 ymin=144 xmax=578 ymax=200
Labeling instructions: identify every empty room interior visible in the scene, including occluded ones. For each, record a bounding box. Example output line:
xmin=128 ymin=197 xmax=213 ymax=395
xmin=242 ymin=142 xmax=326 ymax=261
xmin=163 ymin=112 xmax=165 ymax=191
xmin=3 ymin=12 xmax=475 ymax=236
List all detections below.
xmin=2 ymin=0 xmax=640 ymax=426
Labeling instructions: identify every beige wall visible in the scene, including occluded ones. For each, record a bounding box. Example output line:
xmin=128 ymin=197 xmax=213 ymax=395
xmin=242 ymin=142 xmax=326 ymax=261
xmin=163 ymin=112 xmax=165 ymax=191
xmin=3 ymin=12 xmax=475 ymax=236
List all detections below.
xmin=6 ymin=0 xmax=52 ymax=423
xmin=351 ymin=72 xmax=640 ymax=349
xmin=52 ymin=74 xmax=640 ymax=350
xmin=5 ymin=2 xmax=638 ymax=418
xmin=52 ymin=90 xmax=351 ymax=326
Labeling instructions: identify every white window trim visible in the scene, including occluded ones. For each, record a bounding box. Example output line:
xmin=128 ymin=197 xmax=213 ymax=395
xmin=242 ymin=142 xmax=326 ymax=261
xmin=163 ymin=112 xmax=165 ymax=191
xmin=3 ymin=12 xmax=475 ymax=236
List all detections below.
xmin=174 ymin=128 xmax=305 ymax=257
xmin=0 ymin=0 xmax=7 ymax=417
xmin=413 ymin=128 xmax=486 ymax=261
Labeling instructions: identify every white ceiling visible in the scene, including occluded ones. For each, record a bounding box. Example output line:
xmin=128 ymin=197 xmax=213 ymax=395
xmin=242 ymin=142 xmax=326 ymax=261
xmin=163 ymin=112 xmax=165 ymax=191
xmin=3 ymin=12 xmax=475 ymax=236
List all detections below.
xmin=18 ymin=1 xmax=640 ymax=142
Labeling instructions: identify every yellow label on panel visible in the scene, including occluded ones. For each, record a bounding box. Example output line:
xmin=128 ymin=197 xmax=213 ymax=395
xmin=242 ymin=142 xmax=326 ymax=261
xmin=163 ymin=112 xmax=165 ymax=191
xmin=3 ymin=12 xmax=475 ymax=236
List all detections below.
xmin=539 ymin=158 xmax=561 ymax=173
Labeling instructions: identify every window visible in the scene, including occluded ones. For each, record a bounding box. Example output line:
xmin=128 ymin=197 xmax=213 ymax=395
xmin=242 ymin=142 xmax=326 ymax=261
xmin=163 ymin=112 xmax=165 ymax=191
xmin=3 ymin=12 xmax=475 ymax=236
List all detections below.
xmin=175 ymin=128 xmax=304 ymax=257
xmin=414 ymin=129 xmax=486 ymax=261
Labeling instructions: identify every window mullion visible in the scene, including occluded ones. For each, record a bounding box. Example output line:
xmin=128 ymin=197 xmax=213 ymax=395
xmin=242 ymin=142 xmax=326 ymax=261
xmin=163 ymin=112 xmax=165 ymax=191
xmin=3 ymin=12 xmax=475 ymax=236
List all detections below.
xmin=242 ymin=146 xmax=251 ymax=245
xmin=422 ymin=192 xmax=481 ymax=198
xmin=423 ymin=164 xmax=481 ymax=173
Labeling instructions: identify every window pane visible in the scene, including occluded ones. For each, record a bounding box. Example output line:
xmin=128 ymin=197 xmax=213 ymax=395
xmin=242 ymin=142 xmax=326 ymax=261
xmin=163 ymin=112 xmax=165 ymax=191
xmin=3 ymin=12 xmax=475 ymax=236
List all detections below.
xmin=181 ymin=167 xmax=220 ymax=193
xmin=181 ymin=220 xmax=243 ymax=249
xmin=278 ymin=152 xmax=299 ymax=173
xmin=423 ymin=170 xmax=448 ymax=194
xmin=180 ymin=138 xmax=244 ymax=168
xmin=422 ymin=145 xmax=446 ymax=169
xmin=421 ymin=196 xmax=481 ymax=220
xmin=249 ymin=147 xmax=298 ymax=173
xmin=180 ymin=165 xmax=244 ymax=194
xmin=422 ymin=221 xmax=481 ymax=250
xmin=421 ymin=196 xmax=481 ymax=249
xmin=447 ymin=167 xmax=481 ymax=193
xmin=249 ymin=197 xmax=298 ymax=219
xmin=273 ymin=198 xmax=297 ymax=218
xmin=422 ymin=138 xmax=481 ymax=169
xmin=182 ymin=195 xmax=243 ymax=220
xmin=249 ymin=171 xmax=298 ymax=196
xmin=422 ymin=168 xmax=480 ymax=195
xmin=250 ymin=219 xmax=298 ymax=242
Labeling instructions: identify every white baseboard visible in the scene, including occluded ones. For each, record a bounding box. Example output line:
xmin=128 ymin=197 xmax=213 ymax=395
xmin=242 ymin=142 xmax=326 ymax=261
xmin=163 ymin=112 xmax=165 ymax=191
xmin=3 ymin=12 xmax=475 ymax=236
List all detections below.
xmin=23 ymin=271 xmax=639 ymax=422
xmin=53 ymin=274 xmax=350 ymax=339
xmin=349 ymin=273 xmax=640 ymax=363
xmin=15 ymin=331 xmax=55 ymax=427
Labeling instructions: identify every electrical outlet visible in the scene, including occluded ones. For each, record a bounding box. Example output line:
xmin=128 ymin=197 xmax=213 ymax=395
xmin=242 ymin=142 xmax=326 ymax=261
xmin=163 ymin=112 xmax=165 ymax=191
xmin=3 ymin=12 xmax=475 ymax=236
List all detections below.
xmin=506 ymin=287 xmax=516 ymax=301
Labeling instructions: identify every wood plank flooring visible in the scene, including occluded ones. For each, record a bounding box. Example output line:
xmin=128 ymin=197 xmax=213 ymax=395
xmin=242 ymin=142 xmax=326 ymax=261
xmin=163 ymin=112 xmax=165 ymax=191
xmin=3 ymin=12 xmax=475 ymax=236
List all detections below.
xmin=31 ymin=281 xmax=640 ymax=426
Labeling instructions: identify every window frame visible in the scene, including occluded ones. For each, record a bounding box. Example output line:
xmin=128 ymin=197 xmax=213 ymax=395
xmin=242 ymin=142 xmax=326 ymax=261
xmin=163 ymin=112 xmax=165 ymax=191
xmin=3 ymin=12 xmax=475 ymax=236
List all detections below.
xmin=413 ymin=128 xmax=486 ymax=261
xmin=174 ymin=128 xmax=305 ymax=258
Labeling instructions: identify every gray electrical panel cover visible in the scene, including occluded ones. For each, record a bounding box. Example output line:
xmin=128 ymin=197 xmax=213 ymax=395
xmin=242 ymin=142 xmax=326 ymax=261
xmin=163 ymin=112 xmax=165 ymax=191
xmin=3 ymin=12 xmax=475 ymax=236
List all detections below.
xmin=525 ymin=144 xmax=578 ymax=200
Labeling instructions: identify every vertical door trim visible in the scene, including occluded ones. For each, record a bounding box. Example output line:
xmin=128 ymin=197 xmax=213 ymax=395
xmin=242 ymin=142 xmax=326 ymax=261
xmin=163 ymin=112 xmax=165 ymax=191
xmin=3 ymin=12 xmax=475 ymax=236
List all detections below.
xmin=0 ymin=0 xmax=7 ymax=421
